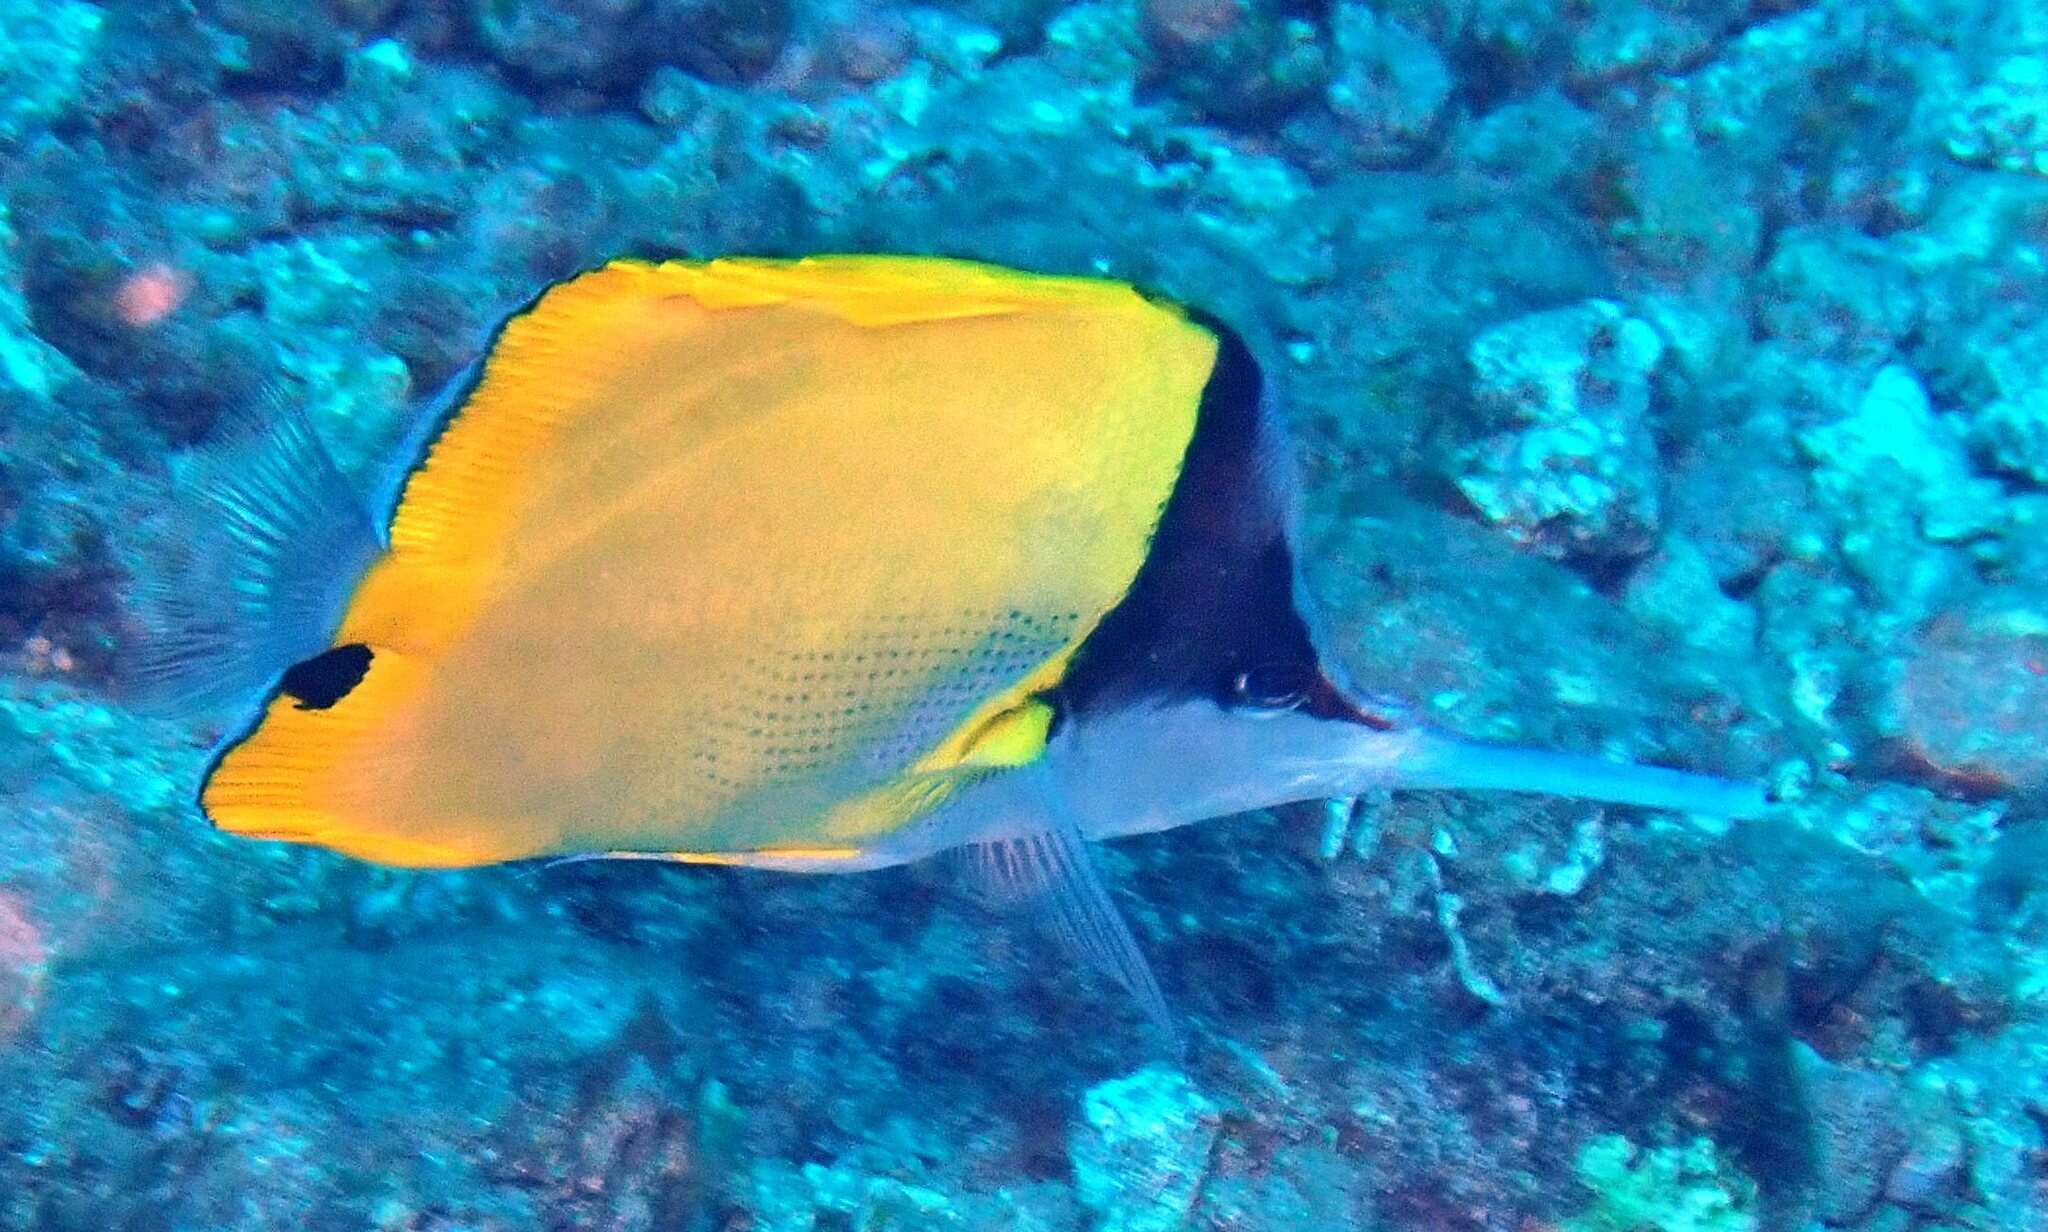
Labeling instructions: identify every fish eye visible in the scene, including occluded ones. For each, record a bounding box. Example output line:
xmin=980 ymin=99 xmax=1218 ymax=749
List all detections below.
xmin=1354 ymin=691 xmax=1412 ymax=731
xmin=279 ymin=643 xmax=372 ymax=710
xmin=1231 ymin=662 xmax=1314 ymax=712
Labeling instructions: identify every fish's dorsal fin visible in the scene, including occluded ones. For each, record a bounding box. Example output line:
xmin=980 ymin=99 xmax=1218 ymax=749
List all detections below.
xmin=662 ymin=255 xmax=1146 ymax=324
xmin=952 ymin=779 xmax=1179 ymax=1050
xmin=374 ymin=256 xmax=1187 ymax=589
xmin=127 ymin=385 xmax=382 ymax=718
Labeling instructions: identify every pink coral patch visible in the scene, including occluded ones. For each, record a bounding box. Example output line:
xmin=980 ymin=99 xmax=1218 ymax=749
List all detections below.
xmin=114 ymin=262 xmax=192 ymax=328
xmin=0 ymin=893 xmax=47 ymax=1045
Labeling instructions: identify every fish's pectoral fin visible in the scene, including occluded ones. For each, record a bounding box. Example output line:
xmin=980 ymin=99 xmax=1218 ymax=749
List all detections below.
xmin=952 ymin=822 xmax=1180 ymax=1052
xmin=124 ymin=382 xmax=382 ymax=718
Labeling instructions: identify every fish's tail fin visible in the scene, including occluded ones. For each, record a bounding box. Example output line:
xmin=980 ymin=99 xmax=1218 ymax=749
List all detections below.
xmin=123 ymin=388 xmax=383 ymax=718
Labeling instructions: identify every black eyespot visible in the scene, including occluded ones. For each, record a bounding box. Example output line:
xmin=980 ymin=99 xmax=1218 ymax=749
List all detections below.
xmin=1231 ymin=662 xmax=1315 ymax=711
xmin=279 ymin=643 xmax=372 ymax=710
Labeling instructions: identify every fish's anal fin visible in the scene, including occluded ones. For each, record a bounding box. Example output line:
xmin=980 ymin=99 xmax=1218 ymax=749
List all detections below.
xmin=953 ymin=820 xmax=1180 ymax=1053
xmin=524 ymin=847 xmax=868 ymax=878
xmin=127 ymin=383 xmax=382 ymax=717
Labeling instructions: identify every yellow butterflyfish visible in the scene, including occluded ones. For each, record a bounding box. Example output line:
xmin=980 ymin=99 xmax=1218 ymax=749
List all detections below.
xmin=133 ymin=255 xmax=1763 ymax=1037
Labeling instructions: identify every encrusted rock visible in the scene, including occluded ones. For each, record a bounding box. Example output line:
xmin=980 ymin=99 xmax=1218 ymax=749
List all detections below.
xmin=1070 ymin=1067 xmax=1221 ymax=1232
xmin=1895 ymin=593 xmax=2048 ymax=794
xmin=1452 ymin=299 xmax=1666 ymax=561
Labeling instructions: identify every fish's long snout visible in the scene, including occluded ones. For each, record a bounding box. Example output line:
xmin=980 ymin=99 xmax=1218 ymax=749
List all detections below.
xmin=1383 ymin=728 xmax=1767 ymax=820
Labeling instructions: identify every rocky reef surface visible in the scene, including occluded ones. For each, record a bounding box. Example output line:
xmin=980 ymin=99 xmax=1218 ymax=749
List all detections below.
xmin=3 ymin=0 xmax=2047 ymax=1228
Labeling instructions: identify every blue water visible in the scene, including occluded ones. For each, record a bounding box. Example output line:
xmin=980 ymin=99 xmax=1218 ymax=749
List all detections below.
xmin=2 ymin=1 xmax=2045 ymax=1229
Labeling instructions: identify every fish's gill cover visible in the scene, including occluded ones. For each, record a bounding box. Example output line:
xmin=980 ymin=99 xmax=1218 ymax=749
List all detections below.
xmin=202 ymin=257 xmax=1219 ymax=866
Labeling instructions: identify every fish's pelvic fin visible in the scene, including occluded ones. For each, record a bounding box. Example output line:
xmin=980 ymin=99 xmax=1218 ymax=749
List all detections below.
xmin=954 ymin=816 xmax=1180 ymax=1053
xmin=126 ymin=386 xmax=382 ymax=717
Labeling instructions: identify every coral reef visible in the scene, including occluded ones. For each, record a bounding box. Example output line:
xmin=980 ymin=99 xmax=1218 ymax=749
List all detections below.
xmin=1070 ymin=1067 xmax=1221 ymax=1232
xmin=1450 ymin=299 xmax=1667 ymax=562
xmin=1564 ymin=1134 xmax=1758 ymax=1232
xmin=1 ymin=0 xmax=2045 ymax=1229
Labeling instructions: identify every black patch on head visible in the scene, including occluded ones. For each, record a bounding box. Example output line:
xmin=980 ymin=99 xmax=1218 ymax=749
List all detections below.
xmin=1056 ymin=319 xmax=1352 ymax=720
xmin=279 ymin=643 xmax=372 ymax=710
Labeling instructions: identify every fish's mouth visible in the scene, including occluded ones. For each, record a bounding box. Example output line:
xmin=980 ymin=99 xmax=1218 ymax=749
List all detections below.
xmin=1379 ymin=728 xmax=1767 ymax=819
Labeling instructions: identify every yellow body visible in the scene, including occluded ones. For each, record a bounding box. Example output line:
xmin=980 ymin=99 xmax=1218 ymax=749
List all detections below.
xmin=202 ymin=256 xmax=1218 ymax=867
